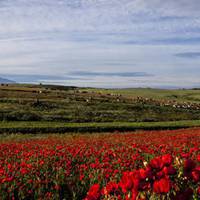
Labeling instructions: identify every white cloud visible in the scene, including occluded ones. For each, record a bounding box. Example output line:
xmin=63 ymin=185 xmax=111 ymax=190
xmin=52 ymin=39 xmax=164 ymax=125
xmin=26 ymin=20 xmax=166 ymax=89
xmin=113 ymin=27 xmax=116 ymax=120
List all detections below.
xmin=0 ymin=0 xmax=200 ymax=87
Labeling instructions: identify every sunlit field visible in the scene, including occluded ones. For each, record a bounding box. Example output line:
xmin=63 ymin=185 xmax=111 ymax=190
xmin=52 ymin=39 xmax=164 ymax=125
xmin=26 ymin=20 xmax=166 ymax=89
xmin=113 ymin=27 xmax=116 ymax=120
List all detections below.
xmin=0 ymin=129 xmax=199 ymax=200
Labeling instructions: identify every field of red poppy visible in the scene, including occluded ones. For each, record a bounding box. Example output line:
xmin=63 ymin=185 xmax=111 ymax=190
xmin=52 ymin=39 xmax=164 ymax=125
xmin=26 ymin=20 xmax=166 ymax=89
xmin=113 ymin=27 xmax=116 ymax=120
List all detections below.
xmin=0 ymin=129 xmax=200 ymax=200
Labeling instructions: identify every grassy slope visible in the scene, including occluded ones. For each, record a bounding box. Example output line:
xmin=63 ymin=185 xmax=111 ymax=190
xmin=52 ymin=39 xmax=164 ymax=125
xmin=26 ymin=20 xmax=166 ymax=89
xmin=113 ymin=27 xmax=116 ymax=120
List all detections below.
xmin=80 ymin=88 xmax=200 ymax=103
xmin=1 ymin=84 xmax=200 ymax=123
xmin=1 ymin=84 xmax=200 ymax=133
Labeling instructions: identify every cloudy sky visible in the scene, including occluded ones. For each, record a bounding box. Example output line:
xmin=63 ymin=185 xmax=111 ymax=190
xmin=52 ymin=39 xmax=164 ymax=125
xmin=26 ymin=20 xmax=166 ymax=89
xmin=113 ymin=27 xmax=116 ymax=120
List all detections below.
xmin=0 ymin=0 xmax=200 ymax=88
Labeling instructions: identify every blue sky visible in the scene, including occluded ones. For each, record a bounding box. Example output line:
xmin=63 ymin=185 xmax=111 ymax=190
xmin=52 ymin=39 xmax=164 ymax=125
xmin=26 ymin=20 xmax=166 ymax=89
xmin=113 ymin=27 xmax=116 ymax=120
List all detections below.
xmin=0 ymin=0 xmax=200 ymax=88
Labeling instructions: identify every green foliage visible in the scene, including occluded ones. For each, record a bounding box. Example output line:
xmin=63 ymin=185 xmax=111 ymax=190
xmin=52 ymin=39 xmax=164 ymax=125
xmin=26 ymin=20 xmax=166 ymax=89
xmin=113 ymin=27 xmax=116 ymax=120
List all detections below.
xmin=0 ymin=120 xmax=200 ymax=134
xmin=3 ymin=111 xmax=42 ymax=121
xmin=1 ymin=84 xmax=200 ymax=124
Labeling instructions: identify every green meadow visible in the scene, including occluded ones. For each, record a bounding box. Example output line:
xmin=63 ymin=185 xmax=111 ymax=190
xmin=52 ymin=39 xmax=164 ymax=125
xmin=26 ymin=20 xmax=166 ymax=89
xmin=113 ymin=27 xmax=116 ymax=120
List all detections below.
xmin=1 ymin=84 xmax=200 ymax=133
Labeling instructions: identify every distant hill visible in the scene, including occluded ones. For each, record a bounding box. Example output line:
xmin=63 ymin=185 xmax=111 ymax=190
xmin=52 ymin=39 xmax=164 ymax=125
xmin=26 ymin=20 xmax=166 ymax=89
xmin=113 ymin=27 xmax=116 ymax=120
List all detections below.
xmin=0 ymin=77 xmax=15 ymax=84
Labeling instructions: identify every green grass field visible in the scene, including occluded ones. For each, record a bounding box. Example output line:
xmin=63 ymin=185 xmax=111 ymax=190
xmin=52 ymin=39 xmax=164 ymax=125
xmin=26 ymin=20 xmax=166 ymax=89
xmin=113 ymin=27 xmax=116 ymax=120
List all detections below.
xmin=80 ymin=87 xmax=200 ymax=103
xmin=1 ymin=84 xmax=200 ymax=133
xmin=0 ymin=120 xmax=200 ymax=134
xmin=1 ymin=84 xmax=200 ymax=123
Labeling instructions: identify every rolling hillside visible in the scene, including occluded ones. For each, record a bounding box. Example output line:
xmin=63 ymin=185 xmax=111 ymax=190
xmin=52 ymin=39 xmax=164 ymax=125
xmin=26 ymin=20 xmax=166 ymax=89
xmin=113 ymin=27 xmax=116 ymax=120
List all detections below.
xmin=0 ymin=77 xmax=15 ymax=84
xmin=1 ymin=84 xmax=200 ymax=123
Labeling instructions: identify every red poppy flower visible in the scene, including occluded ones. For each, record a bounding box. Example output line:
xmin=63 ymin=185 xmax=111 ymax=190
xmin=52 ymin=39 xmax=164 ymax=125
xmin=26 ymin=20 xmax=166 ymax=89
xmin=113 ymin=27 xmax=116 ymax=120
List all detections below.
xmin=197 ymin=155 xmax=200 ymax=162
xmin=150 ymin=157 xmax=164 ymax=170
xmin=191 ymin=168 xmax=200 ymax=182
xmin=153 ymin=177 xmax=170 ymax=194
xmin=119 ymin=172 xmax=133 ymax=193
xmin=85 ymin=184 xmax=101 ymax=200
xmin=162 ymin=154 xmax=173 ymax=166
xmin=184 ymin=159 xmax=196 ymax=171
xmin=163 ymin=166 xmax=176 ymax=175
xmin=103 ymin=182 xmax=119 ymax=195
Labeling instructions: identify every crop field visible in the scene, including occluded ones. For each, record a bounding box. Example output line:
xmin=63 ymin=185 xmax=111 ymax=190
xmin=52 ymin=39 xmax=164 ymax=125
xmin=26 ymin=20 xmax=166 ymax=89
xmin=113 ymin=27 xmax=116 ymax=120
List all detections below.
xmin=0 ymin=128 xmax=199 ymax=200
xmin=1 ymin=120 xmax=200 ymax=134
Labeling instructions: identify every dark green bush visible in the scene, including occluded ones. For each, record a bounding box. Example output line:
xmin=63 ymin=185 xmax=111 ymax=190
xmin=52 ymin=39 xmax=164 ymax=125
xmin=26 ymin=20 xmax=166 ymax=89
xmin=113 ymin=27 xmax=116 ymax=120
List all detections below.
xmin=3 ymin=111 xmax=42 ymax=121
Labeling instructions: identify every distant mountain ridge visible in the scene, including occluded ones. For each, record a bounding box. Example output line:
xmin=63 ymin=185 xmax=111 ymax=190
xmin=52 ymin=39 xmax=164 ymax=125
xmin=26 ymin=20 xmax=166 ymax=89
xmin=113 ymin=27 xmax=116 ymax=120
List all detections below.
xmin=0 ymin=77 xmax=15 ymax=84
